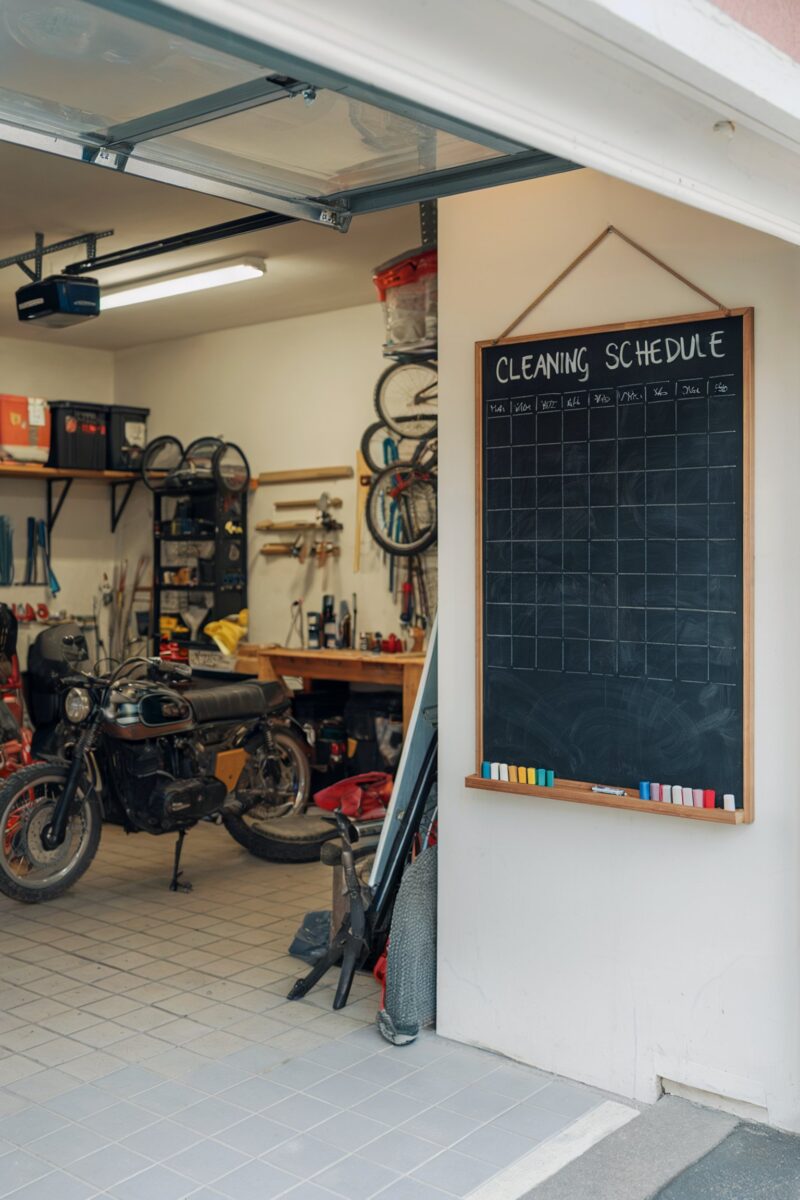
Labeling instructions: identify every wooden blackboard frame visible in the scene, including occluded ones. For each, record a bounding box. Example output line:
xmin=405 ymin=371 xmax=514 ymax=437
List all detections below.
xmin=472 ymin=308 xmax=754 ymax=825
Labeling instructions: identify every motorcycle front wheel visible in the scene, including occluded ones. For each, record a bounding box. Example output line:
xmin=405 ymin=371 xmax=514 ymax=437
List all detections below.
xmin=0 ymin=764 xmax=102 ymax=903
xmin=225 ymin=726 xmax=331 ymax=863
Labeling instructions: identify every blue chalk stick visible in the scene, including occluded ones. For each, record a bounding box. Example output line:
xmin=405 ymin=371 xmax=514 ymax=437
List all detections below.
xmin=639 ymin=781 xmax=651 ymax=800
xmin=481 ymin=762 xmax=491 ymax=779
xmin=536 ymin=768 xmax=546 ymax=786
xmin=545 ymin=769 xmax=555 ymax=787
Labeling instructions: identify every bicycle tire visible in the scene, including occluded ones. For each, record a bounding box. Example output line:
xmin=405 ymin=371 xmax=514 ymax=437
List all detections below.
xmin=365 ymin=462 xmax=437 ymax=557
xmin=360 ymin=421 xmax=417 ymax=475
xmin=412 ymin=433 xmax=438 ymax=470
xmin=374 ymin=361 xmax=438 ymax=439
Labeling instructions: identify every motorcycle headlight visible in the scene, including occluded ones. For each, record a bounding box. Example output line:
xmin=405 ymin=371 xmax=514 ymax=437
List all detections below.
xmin=64 ymin=687 xmax=92 ymax=724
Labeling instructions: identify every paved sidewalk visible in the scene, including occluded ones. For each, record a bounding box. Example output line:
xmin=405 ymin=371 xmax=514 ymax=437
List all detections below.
xmin=524 ymin=1094 xmax=800 ymax=1200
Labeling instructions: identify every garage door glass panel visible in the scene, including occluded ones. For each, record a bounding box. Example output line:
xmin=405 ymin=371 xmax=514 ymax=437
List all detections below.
xmin=0 ymin=0 xmax=263 ymax=133
xmin=135 ymin=95 xmax=503 ymax=199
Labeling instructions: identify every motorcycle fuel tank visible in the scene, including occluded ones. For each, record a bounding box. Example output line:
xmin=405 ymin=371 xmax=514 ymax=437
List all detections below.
xmin=103 ymin=681 xmax=195 ymax=740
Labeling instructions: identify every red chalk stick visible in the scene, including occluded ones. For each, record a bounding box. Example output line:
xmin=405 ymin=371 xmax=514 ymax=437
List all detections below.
xmin=703 ymin=789 xmax=715 ymax=809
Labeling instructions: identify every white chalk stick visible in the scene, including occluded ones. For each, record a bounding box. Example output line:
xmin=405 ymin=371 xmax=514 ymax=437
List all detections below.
xmin=723 ymin=793 xmax=736 ymax=812
xmin=672 ymin=785 xmax=684 ymax=806
xmin=692 ymin=788 xmax=704 ymax=808
xmin=490 ymin=763 xmax=500 ymax=780
xmin=499 ymin=763 xmax=509 ymax=782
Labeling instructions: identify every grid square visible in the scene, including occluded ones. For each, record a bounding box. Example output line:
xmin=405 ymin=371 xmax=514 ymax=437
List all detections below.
xmin=647 ymin=643 xmax=675 ymax=679
xmin=512 ymin=606 xmax=535 ymax=642
xmin=677 ymin=645 xmax=708 ymax=682
xmin=537 ymin=638 xmax=562 ymax=670
xmin=590 ymin=641 xmax=616 ymax=674
xmin=564 ymin=640 xmax=589 ymax=672
xmin=563 ymin=607 xmax=589 ymax=638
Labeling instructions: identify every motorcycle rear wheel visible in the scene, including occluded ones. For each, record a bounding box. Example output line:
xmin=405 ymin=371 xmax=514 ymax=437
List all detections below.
xmin=0 ymin=764 xmax=101 ymax=903
xmin=224 ymin=727 xmax=330 ymax=863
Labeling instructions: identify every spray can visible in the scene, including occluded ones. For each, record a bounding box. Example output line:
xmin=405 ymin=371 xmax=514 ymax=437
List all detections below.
xmin=307 ymin=612 xmax=322 ymax=649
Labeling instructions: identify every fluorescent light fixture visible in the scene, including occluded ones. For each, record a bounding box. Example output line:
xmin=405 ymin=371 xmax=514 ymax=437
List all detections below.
xmin=101 ymin=258 xmax=266 ymax=311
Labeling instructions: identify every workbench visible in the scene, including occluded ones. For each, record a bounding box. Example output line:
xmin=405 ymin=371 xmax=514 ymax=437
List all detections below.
xmin=255 ymin=647 xmax=425 ymax=732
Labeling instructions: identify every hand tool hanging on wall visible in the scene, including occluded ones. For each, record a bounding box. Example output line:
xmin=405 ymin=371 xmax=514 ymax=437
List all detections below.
xmin=285 ymin=599 xmax=305 ymax=648
xmin=24 ymin=517 xmax=38 ymax=585
xmin=36 ymin=519 xmax=59 ymax=596
xmin=0 ymin=518 xmax=13 ymax=586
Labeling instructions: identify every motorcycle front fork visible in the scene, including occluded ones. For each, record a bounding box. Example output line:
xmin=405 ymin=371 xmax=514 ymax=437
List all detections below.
xmin=41 ymin=723 xmax=98 ymax=850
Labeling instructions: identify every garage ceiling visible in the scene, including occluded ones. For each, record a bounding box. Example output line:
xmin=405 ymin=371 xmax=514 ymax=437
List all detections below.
xmin=0 ymin=142 xmax=421 ymax=350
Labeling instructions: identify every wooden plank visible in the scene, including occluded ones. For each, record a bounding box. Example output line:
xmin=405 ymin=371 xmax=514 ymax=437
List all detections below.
xmin=259 ymin=544 xmax=292 ymax=556
xmin=353 ymin=451 xmax=370 ymax=573
xmin=257 ymin=466 xmax=354 ymax=485
xmin=274 ymin=497 xmax=342 ymax=510
xmin=256 ymin=520 xmax=317 ymax=532
xmin=464 ymin=775 xmax=745 ymax=823
xmin=402 ymin=661 xmax=424 ymax=733
xmin=0 ymin=462 xmax=138 ymax=482
xmin=263 ymin=652 xmax=404 ymax=687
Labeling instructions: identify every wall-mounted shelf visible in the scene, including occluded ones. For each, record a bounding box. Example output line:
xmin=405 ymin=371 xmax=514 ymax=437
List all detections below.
xmin=0 ymin=461 xmax=140 ymax=534
xmin=464 ymin=775 xmax=745 ymax=824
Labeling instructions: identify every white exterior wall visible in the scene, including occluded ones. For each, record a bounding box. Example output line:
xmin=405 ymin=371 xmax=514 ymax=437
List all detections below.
xmin=436 ymin=169 xmax=800 ymax=1130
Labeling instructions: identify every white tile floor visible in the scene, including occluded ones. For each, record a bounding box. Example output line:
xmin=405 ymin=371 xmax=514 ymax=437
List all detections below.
xmin=0 ymin=823 xmax=606 ymax=1199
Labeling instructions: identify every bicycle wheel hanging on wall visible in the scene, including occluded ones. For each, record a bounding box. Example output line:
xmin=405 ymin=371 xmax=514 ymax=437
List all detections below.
xmin=360 ymin=420 xmax=418 ymax=475
xmin=366 ymin=462 xmax=437 ymax=557
xmin=374 ymin=360 xmax=438 ymax=439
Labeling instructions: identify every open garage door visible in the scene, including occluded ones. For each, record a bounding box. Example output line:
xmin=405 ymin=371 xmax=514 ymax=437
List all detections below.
xmin=0 ymin=0 xmax=576 ymax=229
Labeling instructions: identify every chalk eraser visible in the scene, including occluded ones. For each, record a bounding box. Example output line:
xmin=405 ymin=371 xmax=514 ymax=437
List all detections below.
xmin=682 ymin=786 xmax=693 ymax=807
xmin=639 ymin=781 xmax=650 ymax=800
xmin=545 ymin=769 xmax=555 ymax=787
xmin=692 ymin=788 xmax=704 ymax=809
xmin=650 ymin=783 xmax=661 ymax=802
xmin=536 ymin=768 xmax=546 ymax=786
xmin=499 ymin=763 xmax=509 ymax=782
xmin=672 ymin=785 xmax=683 ymax=805
xmin=723 ymin=793 xmax=735 ymax=811
xmin=703 ymin=789 xmax=715 ymax=809
xmin=481 ymin=762 xmax=491 ymax=779
xmin=490 ymin=763 xmax=500 ymax=781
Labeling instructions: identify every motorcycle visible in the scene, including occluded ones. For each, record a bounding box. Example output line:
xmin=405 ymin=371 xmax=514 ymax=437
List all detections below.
xmin=0 ymin=623 xmax=324 ymax=904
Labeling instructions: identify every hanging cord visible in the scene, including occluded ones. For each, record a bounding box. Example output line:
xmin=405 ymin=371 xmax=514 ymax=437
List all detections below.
xmin=493 ymin=224 xmax=730 ymax=344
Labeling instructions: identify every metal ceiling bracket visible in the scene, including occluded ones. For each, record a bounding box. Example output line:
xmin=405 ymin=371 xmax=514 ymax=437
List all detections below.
xmin=90 ymin=73 xmax=309 ymax=153
xmin=0 ymin=229 xmax=114 ymax=282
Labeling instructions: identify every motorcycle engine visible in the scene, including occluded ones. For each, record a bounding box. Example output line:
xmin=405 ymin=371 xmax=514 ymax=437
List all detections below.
xmin=113 ymin=739 xmax=226 ymax=831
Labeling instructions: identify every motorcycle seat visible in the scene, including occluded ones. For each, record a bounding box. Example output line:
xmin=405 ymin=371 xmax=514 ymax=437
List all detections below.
xmin=189 ymin=681 xmax=288 ymax=724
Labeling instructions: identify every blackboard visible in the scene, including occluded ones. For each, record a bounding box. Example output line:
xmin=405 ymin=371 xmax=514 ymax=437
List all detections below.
xmin=476 ymin=310 xmax=753 ymax=819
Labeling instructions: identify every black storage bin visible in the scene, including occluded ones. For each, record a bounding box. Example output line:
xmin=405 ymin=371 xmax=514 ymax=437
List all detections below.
xmin=108 ymin=405 xmax=150 ymax=470
xmin=48 ymin=401 xmax=108 ymax=471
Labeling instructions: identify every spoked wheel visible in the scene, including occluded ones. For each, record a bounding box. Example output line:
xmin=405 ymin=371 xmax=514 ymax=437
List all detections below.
xmin=374 ymin=361 xmax=438 ymax=439
xmin=360 ymin=421 xmax=418 ymax=475
xmin=0 ymin=764 xmax=101 ymax=903
xmin=366 ymin=462 xmax=437 ymax=556
xmin=224 ymin=727 xmax=331 ymax=863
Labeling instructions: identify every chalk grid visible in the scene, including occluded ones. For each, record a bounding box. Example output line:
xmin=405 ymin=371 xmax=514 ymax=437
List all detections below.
xmin=484 ymin=376 xmax=740 ymax=687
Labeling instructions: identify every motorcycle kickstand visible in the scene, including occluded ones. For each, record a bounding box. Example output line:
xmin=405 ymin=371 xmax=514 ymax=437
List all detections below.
xmin=169 ymin=829 xmax=192 ymax=893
